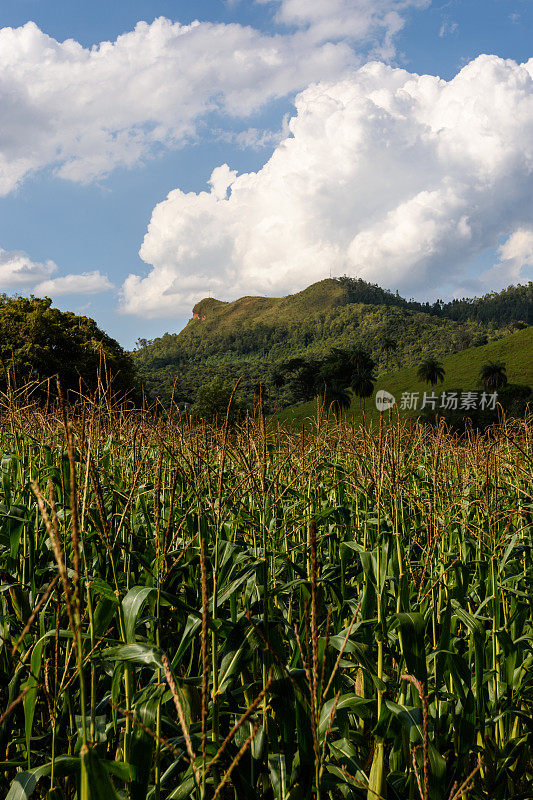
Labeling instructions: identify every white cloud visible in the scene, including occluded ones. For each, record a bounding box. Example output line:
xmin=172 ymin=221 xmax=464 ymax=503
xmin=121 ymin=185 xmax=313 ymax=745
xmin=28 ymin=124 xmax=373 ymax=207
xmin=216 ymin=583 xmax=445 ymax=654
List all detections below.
xmin=260 ymin=0 xmax=429 ymax=55
xmin=439 ymin=21 xmax=458 ymax=37
xmin=216 ymin=120 xmax=291 ymax=151
xmin=120 ymin=55 xmax=533 ymax=317
xmin=477 ymin=228 xmax=533 ymax=290
xmin=33 ymin=270 xmax=114 ymax=297
xmin=0 ymin=18 xmax=363 ymax=194
xmin=0 ymin=3 xmax=435 ymax=194
xmin=0 ymin=249 xmax=56 ymax=287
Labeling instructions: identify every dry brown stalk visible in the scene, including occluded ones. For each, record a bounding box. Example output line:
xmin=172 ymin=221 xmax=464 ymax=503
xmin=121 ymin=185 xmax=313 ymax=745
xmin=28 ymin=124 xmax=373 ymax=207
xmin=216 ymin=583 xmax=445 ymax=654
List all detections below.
xmin=339 ymin=763 xmax=388 ymax=800
xmin=65 ymin=421 xmax=82 ymax=612
xmin=322 ymin=596 xmax=363 ymax=700
xmin=310 ymin=519 xmax=319 ymax=704
xmin=212 ymin=722 xmax=260 ymax=800
xmin=12 ymin=575 xmax=59 ymax=656
xmin=411 ymin=745 xmax=425 ymax=800
xmin=447 ymin=764 xmax=481 ymax=800
xmin=0 ymin=686 xmax=31 ymax=728
xmin=58 ymin=627 xmax=114 ymax=695
xmin=88 ymin=454 xmax=112 ymax=546
xmin=54 ymin=584 xmax=60 ymax=693
xmin=208 ymin=668 xmax=273 ymax=771
xmin=154 ymin=448 xmax=163 ymax=541
xmin=163 ymin=468 xmax=181 ymax=561
xmin=161 ymin=653 xmax=202 ymax=791
xmin=43 ymin=658 xmax=54 ymax=720
xmin=113 ymin=451 xmax=149 ymax=547
xmin=31 ymin=480 xmax=75 ymax=638
xmin=200 ymin=532 xmax=209 ymax=772
xmin=109 ymin=702 xmax=181 ymax=759
xmin=447 ymin=780 xmax=458 ymax=800
xmin=402 ymin=674 xmax=429 ymax=800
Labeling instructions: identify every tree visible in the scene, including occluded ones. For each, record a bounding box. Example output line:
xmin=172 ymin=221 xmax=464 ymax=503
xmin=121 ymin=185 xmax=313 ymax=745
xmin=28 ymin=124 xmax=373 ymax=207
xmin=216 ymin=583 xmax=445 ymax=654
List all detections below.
xmin=381 ymin=336 xmax=397 ymax=371
xmin=319 ymin=348 xmax=351 ymax=383
xmin=191 ymin=377 xmax=240 ymax=424
xmin=479 ymin=361 xmax=507 ymax=392
xmin=275 ymin=357 xmax=320 ymax=404
xmin=319 ymin=346 xmax=376 ymax=412
xmin=351 ymin=369 xmax=375 ymax=410
xmin=0 ymin=295 xmax=139 ymax=401
xmin=351 ymin=347 xmax=375 ymax=374
xmin=348 ymin=348 xmax=376 ymax=410
xmin=417 ymin=358 xmax=445 ymax=389
xmin=322 ymin=383 xmax=352 ymax=418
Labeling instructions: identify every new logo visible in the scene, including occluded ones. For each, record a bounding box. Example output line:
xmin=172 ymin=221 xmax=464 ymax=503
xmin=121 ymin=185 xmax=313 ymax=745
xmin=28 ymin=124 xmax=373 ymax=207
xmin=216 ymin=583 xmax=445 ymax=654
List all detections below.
xmin=375 ymin=390 xmax=396 ymax=411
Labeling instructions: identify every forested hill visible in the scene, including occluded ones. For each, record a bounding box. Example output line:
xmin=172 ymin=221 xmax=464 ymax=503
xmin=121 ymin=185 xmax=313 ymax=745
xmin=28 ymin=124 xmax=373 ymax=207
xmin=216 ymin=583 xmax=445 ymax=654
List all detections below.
xmin=133 ymin=278 xmax=531 ymax=408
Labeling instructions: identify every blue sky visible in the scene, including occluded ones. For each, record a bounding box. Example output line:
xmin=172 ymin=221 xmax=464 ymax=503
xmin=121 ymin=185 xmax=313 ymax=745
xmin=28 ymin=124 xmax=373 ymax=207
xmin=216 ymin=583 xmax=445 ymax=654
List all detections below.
xmin=0 ymin=0 xmax=531 ymax=347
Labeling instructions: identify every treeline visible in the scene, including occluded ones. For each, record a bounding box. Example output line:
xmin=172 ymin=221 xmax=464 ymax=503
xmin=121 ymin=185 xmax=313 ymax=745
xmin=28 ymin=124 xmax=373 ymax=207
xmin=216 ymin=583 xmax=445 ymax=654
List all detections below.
xmin=437 ymin=283 xmax=533 ymax=325
xmin=134 ymin=304 xmax=500 ymax=409
xmin=337 ymin=277 xmax=533 ymax=325
xmin=0 ymin=295 xmax=140 ymax=401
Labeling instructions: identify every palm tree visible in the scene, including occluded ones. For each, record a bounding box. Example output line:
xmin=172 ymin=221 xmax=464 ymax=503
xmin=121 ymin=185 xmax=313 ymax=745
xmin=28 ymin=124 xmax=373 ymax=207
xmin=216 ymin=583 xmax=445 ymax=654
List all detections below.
xmin=417 ymin=357 xmax=445 ymax=389
xmin=348 ymin=348 xmax=376 ymax=411
xmin=351 ymin=347 xmax=375 ymax=374
xmin=352 ymin=368 xmax=375 ymax=410
xmin=479 ymin=361 xmax=507 ymax=392
xmin=381 ymin=337 xmax=397 ymax=371
xmin=323 ymin=381 xmax=352 ymax=418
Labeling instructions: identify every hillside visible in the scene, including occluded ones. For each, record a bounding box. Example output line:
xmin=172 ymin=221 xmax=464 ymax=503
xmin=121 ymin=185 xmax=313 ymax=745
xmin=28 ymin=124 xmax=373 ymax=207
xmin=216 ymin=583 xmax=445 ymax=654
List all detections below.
xmin=133 ymin=278 xmax=529 ymax=409
xmin=277 ymin=326 xmax=533 ymax=426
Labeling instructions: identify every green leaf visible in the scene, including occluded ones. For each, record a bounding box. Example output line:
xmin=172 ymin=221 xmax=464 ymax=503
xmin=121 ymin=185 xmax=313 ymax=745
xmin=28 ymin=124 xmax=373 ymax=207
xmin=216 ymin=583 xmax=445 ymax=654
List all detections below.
xmin=269 ymin=753 xmax=288 ymax=800
xmin=397 ymin=612 xmax=427 ymax=687
xmin=81 ymin=747 xmax=126 ymax=800
xmin=122 ymin=586 xmax=157 ymax=643
xmin=23 ymin=638 xmax=46 ymax=768
xmin=166 ymin=774 xmax=197 ymax=800
xmin=319 ymin=694 xmax=372 ymax=737
xmin=6 ymin=757 xmax=82 ymax=799
xmin=130 ymin=686 xmax=164 ymax=800
xmin=385 ymin=700 xmax=423 ymax=743
xmin=217 ymin=645 xmax=245 ymax=694
xmin=97 ymin=644 xmax=164 ymax=670
xmin=5 ymin=773 xmax=36 ymax=800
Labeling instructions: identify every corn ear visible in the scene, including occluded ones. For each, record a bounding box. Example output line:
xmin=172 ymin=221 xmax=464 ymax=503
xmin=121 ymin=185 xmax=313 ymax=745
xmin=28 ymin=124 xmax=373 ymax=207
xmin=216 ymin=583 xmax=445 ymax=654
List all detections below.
xmin=367 ymin=737 xmax=386 ymax=800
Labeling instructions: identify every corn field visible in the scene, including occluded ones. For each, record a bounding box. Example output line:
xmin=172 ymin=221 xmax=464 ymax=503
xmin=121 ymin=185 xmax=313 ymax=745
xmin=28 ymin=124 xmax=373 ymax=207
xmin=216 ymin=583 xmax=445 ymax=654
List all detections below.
xmin=0 ymin=393 xmax=532 ymax=800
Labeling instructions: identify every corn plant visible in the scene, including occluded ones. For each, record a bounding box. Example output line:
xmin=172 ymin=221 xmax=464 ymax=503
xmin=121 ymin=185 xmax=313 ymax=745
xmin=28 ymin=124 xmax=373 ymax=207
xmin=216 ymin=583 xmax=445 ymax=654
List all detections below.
xmin=0 ymin=388 xmax=531 ymax=799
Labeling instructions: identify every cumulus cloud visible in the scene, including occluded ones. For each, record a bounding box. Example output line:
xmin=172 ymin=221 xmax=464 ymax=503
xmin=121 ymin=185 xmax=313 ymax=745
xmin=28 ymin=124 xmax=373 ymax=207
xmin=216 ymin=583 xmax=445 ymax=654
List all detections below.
xmin=0 ymin=249 xmax=56 ymax=286
xmin=0 ymin=1 xmax=436 ymax=194
xmin=33 ymin=270 xmax=114 ymax=297
xmin=119 ymin=55 xmax=533 ymax=317
xmin=478 ymin=228 xmax=533 ymax=289
xmin=0 ymin=17 xmax=364 ymax=194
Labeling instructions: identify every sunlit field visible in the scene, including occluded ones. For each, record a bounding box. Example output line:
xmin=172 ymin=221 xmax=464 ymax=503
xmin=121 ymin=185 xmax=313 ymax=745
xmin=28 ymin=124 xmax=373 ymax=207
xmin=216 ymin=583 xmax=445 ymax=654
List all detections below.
xmin=0 ymin=391 xmax=532 ymax=800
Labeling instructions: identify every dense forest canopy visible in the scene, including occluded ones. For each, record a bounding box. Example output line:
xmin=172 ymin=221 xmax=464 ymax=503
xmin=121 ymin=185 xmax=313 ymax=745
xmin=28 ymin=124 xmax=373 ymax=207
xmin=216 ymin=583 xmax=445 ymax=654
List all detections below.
xmin=1 ymin=280 xmax=530 ymax=411
xmin=337 ymin=277 xmax=533 ymax=324
xmin=134 ymin=279 xmax=531 ymax=409
xmin=0 ymin=295 xmax=139 ymax=400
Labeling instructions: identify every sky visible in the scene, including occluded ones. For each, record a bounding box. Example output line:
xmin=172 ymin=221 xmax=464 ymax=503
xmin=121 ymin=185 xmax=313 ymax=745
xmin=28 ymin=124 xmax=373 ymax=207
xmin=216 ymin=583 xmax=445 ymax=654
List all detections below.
xmin=0 ymin=0 xmax=531 ymax=348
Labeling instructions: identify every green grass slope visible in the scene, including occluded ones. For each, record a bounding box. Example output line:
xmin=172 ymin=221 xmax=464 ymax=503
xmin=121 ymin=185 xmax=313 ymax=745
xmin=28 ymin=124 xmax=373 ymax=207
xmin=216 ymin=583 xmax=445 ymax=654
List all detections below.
xmin=191 ymin=278 xmax=348 ymax=330
xmin=134 ymin=278 xmax=506 ymax=406
xmin=276 ymin=326 xmax=533 ymax=426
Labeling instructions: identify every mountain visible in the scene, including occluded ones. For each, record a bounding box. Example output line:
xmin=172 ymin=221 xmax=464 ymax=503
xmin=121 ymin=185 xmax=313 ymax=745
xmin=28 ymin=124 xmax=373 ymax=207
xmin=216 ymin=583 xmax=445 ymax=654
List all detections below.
xmin=276 ymin=325 xmax=533 ymax=427
xmin=133 ymin=278 xmax=531 ymax=409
